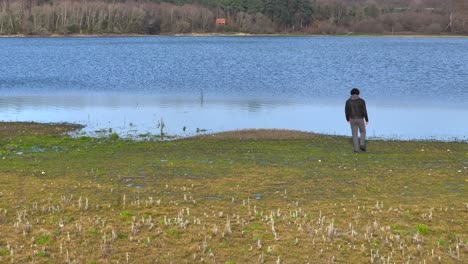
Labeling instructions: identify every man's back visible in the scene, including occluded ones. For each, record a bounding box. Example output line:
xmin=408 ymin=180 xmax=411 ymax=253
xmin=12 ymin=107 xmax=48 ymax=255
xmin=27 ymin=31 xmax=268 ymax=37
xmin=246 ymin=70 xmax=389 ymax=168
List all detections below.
xmin=345 ymin=95 xmax=368 ymax=122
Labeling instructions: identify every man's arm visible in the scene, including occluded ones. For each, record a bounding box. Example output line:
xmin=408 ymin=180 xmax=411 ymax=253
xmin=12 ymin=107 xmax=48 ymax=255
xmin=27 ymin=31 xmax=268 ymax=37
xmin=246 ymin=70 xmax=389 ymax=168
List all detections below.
xmin=362 ymin=100 xmax=369 ymax=123
xmin=345 ymin=100 xmax=350 ymax=121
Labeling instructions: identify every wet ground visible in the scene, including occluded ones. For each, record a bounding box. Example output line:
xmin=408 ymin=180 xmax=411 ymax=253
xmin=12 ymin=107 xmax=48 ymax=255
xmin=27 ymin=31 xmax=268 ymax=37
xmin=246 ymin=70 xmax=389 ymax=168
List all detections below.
xmin=0 ymin=122 xmax=83 ymax=137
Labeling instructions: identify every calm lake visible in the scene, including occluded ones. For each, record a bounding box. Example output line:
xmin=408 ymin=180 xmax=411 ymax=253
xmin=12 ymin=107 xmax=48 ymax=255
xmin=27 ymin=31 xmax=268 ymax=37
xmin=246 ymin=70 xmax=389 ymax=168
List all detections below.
xmin=0 ymin=36 xmax=467 ymax=140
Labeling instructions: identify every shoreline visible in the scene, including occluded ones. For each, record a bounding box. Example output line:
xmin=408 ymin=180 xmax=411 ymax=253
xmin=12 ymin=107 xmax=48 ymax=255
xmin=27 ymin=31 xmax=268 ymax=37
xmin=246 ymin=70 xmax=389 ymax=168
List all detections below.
xmin=1 ymin=121 xmax=466 ymax=143
xmin=1 ymin=32 xmax=467 ymax=38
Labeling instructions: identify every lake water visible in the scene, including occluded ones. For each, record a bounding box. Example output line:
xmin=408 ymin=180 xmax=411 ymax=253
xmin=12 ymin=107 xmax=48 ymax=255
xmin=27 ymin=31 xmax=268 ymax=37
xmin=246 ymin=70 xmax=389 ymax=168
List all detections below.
xmin=0 ymin=36 xmax=467 ymax=140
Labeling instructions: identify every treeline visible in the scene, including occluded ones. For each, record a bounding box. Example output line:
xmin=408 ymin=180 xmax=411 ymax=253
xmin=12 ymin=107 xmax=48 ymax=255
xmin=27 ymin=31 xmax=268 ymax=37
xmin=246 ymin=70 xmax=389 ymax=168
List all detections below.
xmin=0 ymin=0 xmax=467 ymax=35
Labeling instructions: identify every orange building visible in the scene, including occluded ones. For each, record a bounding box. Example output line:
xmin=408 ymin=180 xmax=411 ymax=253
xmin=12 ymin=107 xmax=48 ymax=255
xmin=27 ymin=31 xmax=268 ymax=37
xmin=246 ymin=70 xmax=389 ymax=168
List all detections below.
xmin=215 ymin=18 xmax=226 ymax=25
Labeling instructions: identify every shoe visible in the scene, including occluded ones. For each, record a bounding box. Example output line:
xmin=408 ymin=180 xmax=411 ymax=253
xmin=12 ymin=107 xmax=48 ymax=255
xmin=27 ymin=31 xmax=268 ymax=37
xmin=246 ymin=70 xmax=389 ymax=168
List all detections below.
xmin=359 ymin=145 xmax=366 ymax=152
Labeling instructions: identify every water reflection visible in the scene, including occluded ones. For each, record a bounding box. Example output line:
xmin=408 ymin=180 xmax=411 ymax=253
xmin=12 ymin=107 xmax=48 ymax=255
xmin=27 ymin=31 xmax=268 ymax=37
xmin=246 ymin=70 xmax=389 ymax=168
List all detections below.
xmin=0 ymin=95 xmax=466 ymax=141
xmin=1 ymin=37 xmax=467 ymax=140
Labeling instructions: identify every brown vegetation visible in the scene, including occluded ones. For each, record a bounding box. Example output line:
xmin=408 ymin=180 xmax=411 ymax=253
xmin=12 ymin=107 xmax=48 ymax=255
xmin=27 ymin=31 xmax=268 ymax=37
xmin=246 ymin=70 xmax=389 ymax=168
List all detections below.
xmin=0 ymin=122 xmax=466 ymax=263
xmin=193 ymin=129 xmax=320 ymax=140
xmin=0 ymin=0 xmax=467 ymax=35
xmin=0 ymin=122 xmax=82 ymax=137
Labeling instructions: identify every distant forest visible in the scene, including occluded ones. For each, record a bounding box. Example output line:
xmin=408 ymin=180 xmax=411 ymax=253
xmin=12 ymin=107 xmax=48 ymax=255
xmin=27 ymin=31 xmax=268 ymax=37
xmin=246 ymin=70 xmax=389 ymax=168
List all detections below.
xmin=0 ymin=0 xmax=467 ymax=35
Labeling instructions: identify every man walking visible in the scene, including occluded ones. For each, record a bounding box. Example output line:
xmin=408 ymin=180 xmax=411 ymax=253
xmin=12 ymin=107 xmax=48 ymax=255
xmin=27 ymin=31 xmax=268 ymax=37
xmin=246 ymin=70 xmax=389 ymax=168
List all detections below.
xmin=345 ymin=88 xmax=369 ymax=153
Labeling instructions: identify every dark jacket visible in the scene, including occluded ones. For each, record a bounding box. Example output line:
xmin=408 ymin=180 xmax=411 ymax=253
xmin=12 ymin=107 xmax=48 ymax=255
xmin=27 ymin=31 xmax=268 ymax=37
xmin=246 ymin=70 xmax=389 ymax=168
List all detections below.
xmin=345 ymin=95 xmax=369 ymax=122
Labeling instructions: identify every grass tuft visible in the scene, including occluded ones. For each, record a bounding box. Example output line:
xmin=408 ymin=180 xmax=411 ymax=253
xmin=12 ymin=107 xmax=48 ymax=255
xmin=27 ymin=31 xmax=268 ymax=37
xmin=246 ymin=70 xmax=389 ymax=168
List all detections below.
xmin=416 ymin=224 xmax=430 ymax=235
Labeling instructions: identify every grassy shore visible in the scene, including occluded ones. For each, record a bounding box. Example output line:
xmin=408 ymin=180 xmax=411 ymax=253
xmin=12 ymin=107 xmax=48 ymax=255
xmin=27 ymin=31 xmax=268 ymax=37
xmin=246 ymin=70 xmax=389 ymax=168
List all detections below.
xmin=0 ymin=122 xmax=466 ymax=263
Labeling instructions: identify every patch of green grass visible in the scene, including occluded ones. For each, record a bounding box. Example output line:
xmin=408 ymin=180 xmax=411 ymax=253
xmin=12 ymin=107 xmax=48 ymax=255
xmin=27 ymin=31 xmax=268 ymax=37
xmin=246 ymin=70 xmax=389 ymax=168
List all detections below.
xmin=117 ymin=233 xmax=128 ymax=239
xmin=0 ymin=248 xmax=9 ymax=256
xmin=87 ymin=229 xmax=99 ymax=235
xmin=217 ymin=239 xmax=230 ymax=248
xmin=165 ymin=228 xmax=179 ymax=237
xmin=415 ymin=224 xmax=430 ymax=234
xmin=437 ymin=239 xmax=447 ymax=246
xmin=36 ymin=251 xmax=49 ymax=257
xmin=48 ymin=216 xmax=59 ymax=225
xmin=78 ymin=136 xmax=93 ymax=142
xmin=120 ymin=210 xmax=132 ymax=220
xmin=36 ymin=234 xmax=50 ymax=245
xmin=109 ymin=133 xmax=119 ymax=141
xmin=246 ymin=222 xmax=264 ymax=231
xmin=253 ymin=234 xmax=264 ymax=241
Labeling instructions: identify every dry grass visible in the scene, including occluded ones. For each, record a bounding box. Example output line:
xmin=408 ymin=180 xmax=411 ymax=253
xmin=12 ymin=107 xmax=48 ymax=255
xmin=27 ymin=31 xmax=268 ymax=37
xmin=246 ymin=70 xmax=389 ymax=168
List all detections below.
xmin=0 ymin=123 xmax=466 ymax=263
xmin=193 ymin=129 xmax=320 ymax=140
xmin=0 ymin=122 xmax=83 ymax=137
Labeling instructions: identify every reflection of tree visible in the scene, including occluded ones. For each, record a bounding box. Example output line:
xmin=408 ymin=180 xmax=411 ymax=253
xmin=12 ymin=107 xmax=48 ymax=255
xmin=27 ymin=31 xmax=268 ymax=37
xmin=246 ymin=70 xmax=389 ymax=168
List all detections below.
xmin=247 ymin=100 xmax=262 ymax=112
xmin=0 ymin=97 xmax=26 ymax=113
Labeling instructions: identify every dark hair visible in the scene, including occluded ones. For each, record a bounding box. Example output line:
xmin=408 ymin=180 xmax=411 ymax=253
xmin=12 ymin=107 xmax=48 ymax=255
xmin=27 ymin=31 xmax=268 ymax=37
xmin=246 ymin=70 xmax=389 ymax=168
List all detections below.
xmin=350 ymin=88 xmax=360 ymax=95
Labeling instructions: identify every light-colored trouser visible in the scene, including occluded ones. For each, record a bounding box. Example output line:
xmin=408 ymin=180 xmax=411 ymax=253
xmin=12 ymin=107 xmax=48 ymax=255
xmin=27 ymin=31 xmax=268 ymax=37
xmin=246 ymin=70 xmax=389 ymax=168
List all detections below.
xmin=350 ymin=118 xmax=366 ymax=151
